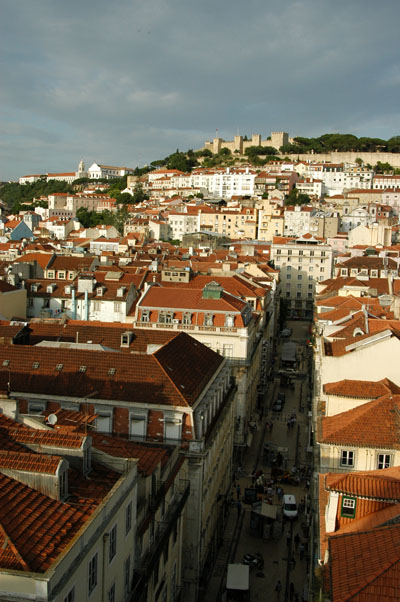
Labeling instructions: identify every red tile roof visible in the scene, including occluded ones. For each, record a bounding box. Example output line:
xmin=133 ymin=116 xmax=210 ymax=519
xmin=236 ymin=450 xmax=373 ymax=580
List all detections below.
xmin=0 ymin=450 xmax=62 ymax=474
xmin=323 ymin=378 xmax=400 ymax=399
xmin=90 ymin=432 xmax=169 ymax=475
xmin=0 ymin=332 xmax=223 ymax=407
xmin=319 ymin=394 xmax=400 ymax=449
xmin=328 ymin=525 xmax=400 ymax=601
xmin=0 ymin=464 xmax=120 ymax=572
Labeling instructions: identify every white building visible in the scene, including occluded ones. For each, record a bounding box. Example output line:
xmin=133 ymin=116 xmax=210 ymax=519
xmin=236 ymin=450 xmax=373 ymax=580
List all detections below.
xmin=271 ymin=234 xmax=333 ymax=319
xmin=284 ymin=205 xmax=315 ymax=237
xmin=87 ymin=164 xmax=135 ymax=179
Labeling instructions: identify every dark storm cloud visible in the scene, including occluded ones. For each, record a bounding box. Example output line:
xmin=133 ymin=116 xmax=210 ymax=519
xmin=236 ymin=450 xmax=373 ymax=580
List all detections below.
xmin=1 ymin=0 xmax=400 ymax=179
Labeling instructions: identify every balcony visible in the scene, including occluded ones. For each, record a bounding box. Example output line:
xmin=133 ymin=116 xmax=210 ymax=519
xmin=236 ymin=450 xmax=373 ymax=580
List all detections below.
xmin=131 ymin=479 xmax=190 ymax=597
xmin=137 ymin=320 xmax=239 ymax=335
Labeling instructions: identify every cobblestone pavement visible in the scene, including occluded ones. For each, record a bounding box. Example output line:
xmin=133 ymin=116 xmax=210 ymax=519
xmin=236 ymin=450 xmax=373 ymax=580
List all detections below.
xmin=205 ymin=320 xmax=313 ymax=602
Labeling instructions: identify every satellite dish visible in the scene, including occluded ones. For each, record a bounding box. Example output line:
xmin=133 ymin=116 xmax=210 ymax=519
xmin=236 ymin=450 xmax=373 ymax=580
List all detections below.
xmin=47 ymin=414 xmax=58 ymax=426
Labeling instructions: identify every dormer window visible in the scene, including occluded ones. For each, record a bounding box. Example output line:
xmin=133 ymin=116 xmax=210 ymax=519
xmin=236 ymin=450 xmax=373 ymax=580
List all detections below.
xmin=121 ymin=331 xmax=133 ymax=347
xmin=183 ymin=312 xmax=192 ymax=325
xmin=31 ymin=283 xmax=39 ymax=292
xmin=159 ymin=311 xmax=173 ymax=324
xmin=117 ymin=286 xmax=126 ymax=297
xmin=204 ymin=313 xmax=214 ymax=326
xmin=141 ymin=311 xmax=150 ymax=323
xmin=225 ymin=314 xmax=234 ymax=327
xmin=97 ymin=286 xmax=105 ymax=296
xmin=341 ymin=497 xmax=356 ymax=518
xmin=46 ymin=284 xmax=56 ymax=293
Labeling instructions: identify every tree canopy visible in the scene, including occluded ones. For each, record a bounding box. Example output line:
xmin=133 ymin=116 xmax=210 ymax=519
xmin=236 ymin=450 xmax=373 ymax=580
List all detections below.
xmin=280 ymin=134 xmax=400 ymax=154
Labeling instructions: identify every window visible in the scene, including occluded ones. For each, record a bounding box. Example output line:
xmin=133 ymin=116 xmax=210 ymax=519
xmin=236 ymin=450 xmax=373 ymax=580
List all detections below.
xmin=377 ymin=454 xmax=391 ymax=469
xmin=96 ymin=412 xmax=112 ymax=433
xmin=308 ymin=284 xmax=313 ymax=290
xmin=341 ymin=496 xmax=356 ymax=518
xmin=79 ymin=365 xmax=87 ymax=373
xmin=126 ymin=501 xmax=132 ymax=534
xmin=130 ymin=413 xmax=147 ymax=438
xmin=88 ymin=553 xmax=98 ymax=595
xmin=204 ymin=314 xmax=213 ymax=326
xmin=109 ymin=524 xmax=117 ymax=562
xmin=183 ymin=312 xmax=192 ymax=325
xmin=64 ymin=587 xmax=75 ymax=602
xmin=141 ymin=310 xmax=150 ymax=322
xmin=114 ymin=302 xmax=121 ymax=312
xmin=225 ymin=314 xmax=234 ymax=327
xmin=298 ymin=275 xmax=302 ymax=280
xmin=2 ymin=360 xmax=10 ymax=367
xmin=340 ymin=450 xmax=354 ymax=467
xmin=124 ymin=556 xmax=131 ymax=597
xmin=108 ymin=583 xmax=115 ymax=602
xmin=32 ymin=361 xmax=40 ymax=369
xmin=93 ymin=301 xmax=101 ymax=311
xmin=286 ymin=274 xmax=291 ymax=280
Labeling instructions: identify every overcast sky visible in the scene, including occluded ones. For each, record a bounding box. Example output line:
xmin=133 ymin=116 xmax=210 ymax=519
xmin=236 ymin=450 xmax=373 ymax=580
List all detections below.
xmin=1 ymin=0 xmax=400 ymax=180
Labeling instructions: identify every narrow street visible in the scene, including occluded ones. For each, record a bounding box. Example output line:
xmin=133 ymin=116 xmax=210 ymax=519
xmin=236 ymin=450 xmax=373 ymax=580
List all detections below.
xmin=205 ymin=320 xmax=313 ymax=602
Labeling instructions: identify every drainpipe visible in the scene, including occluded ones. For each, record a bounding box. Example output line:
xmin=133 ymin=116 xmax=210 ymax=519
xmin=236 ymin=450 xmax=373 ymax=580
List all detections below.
xmin=72 ymin=288 xmax=77 ymax=320
xmin=84 ymin=290 xmax=89 ymax=321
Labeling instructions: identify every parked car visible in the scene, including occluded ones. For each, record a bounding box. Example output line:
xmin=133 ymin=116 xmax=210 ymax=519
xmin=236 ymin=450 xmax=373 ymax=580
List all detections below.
xmin=280 ymin=328 xmax=292 ymax=337
xmin=272 ymin=400 xmax=283 ymax=412
xmin=282 ymin=494 xmax=298 ymax=519
xmin=277 ymin=392 xmax=286 ymax=405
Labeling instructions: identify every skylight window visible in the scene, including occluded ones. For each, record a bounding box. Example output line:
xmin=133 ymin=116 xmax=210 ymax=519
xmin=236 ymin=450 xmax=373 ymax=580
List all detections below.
xmin=32 ymin=362 xmax=40 ymax=369
xmin=108 ymin=368 xmax=116 ymax=375
xmin=2 ymin=360 xmax=10 ymax=367
xmin=79 ymin=365 xmax=87 ymax=373
xmin=56 ymin=363 xmax=63 ymax=371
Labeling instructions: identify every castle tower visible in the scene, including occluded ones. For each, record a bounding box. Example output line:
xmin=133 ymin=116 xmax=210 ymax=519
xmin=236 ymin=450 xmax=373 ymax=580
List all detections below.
xmin=270 ymin=132 xmax=289 ymax=150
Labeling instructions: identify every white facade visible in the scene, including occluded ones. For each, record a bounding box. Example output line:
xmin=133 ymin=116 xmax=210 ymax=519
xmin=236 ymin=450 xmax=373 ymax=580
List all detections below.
xmin=167 ymin=212 xmax=199 ymax=241
xmin=271 ymin=237 xmax=333 ymax=318
xmin=284 ymin=206 xmax=315 ymax=237
xmin=88 ymin=164 xmax=135 ymax=179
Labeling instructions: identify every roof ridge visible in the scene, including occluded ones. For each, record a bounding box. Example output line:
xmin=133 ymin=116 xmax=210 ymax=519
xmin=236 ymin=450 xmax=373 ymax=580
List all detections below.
xmin=0 ymin=520 xmax=30 ymax=572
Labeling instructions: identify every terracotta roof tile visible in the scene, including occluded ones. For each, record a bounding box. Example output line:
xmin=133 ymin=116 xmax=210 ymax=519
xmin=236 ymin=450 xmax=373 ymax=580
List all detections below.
xmin=320 ymin=394 xmax=400 ymax=449
xmin=329 ymin=525 xmax=400 ymax=601
xmin=323 ymin=378 xmax=400 ymax=399
xmin=90 ymin=432 xmax=169 ymax=475
xmin=0 ymin=450 xmax=62 ymax=474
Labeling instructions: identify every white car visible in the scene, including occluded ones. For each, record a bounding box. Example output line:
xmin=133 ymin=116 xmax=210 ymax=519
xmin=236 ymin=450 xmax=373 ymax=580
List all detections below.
xmin=280 ymin=328 xmax=292 ymax=337
xmin=282 ymin=494 xmax=298 ymax=519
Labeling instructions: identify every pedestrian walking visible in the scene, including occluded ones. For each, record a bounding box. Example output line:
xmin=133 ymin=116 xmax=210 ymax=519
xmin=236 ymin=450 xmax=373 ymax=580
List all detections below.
xmin=275 ymin=580 xmax=282 ymax=600
xmin=236 ymin=484 xmax=241 ymax=500
xmin=289 ymin=556 xmax=296 ymax=570
xmin=251 ymin=470 xmax=256 ymax=485
xmin=286 ymin=532 xmax=291 ymax=547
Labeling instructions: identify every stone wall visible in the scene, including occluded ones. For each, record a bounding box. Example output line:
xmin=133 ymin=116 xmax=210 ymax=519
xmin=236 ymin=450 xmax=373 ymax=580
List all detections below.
xmin=284 ymin=151 xmax=400 ymax=167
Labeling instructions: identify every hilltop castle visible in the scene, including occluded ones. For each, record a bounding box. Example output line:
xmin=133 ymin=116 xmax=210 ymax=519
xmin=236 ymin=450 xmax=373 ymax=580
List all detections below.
xmin=203 ymin=131 xmax=294 ymax=154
